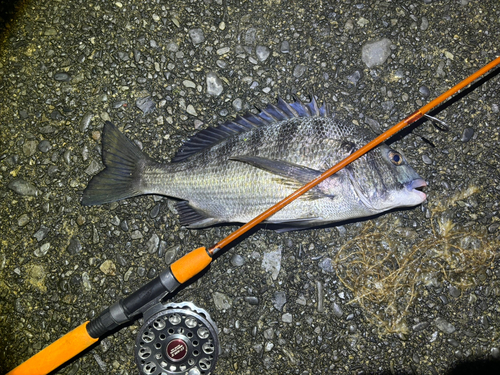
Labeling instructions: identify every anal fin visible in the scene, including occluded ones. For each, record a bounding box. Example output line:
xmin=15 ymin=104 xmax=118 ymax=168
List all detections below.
xmin=175 ymin=201 xmax=221 ymax=228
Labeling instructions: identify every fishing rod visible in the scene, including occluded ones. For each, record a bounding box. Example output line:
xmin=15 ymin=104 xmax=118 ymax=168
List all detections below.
xmin=6 ymin=55 xmax=500 ymax=375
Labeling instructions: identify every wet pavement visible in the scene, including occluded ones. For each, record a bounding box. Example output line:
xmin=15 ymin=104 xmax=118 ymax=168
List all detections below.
xmin=1 ymin=0 xmax=500 ymax=374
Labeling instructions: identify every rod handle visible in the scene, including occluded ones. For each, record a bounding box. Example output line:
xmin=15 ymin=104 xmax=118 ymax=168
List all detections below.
xmin=6 ymin=321 xmax=98 ymax=375
xmin=170 ymin=246 xmax=212 ymax=284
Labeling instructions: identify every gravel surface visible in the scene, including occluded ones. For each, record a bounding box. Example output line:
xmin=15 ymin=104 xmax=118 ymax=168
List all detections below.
xmin=1 ymin=0 xmax=500 ymax=374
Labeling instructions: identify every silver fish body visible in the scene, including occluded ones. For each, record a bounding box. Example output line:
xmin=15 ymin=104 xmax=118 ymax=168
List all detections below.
xmin=82 ymin=98 xmax=426 ymax=230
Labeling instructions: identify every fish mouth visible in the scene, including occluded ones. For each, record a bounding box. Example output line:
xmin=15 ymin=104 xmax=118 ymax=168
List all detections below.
xmin=406 ymin=178 xmax=427 ymax=201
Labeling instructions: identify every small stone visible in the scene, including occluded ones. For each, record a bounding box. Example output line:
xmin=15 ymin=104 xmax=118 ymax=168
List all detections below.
xmin=136 ymin=97 xmax=156 ymax=115
xmin=361 ymin=38 xmax=392 ymax=68
xmin=189 ymin=28 xmax=205 ymax=45
xmin=186 ymin=104 xmax=197 ymax=116
xmin=232 ymin=98 xmax=243 ymax=111
xmin=100 ymin=260 xmax=117 ymax=276
xmin=206 ymin=72 xmax=223 ymax=96
xmin=318 ymin=257 xmax=334 ymax=273
xmin=280 ymin=40 xmax=290 ymax=53
xmin=67 ymin=237 xmax=82 ymax=255
xmin=434 ymin=317 xmax=455 ymax=334
xmin=293 ymin=64 xmax=306 ymax=78
xmin=282 ymin=313 xmax=292 ymax=323
xmin=38 ymin=140 xmax=52 ymax=153
xmin=166 ymin=41 xmax=179 ymax=52
xmin=422 ymin=154 xmax=432 ymax=165
xmin=244 ymin=296 xmax=259 ymax=305
xmin=256 ymin=45 xmax=270 ymax=62
xmin=272 ymin=291 xmax=286 ymax=311
xmin=131 ymin=230 xmax=143 ymax=240
xmin=419 ymin=85 xmax=430 ymax=97
xmin=461 ymin=127 xmax=474 ymax=142
xmin=54 ymin=72 xmax=70 ymax=81
xmin=8 ymin=179 xmax=38 ymax=196
xmin=22 ymin=140 xmax=38 ymax=157
xmin=421 ymin=17 xmax=429 ymax=31
xmin=217 ymin=47 xmax=230 ymax=55
xmin=262 ymin=247 xmax=282 ymax=280
xmin=34 ymin=243 xmax=50 ymax=257
xmin=80 ymin=112 xmax=94 ymax=132
xmin=332 ymin=302 xmax=343 ymax=318
xmin=213 ymin=291 xmax=232 ymax=310
xmin=33 ymin=226 xmax=49 ymax=241
xmin=183 ymin=80 xmax=196 ymax=88
xmin=146 ymin=234 xmax=160 ymax=254
xmin=230 ymin=254 xmax=245 ymax=267
xmin=18 ymin=214 xmax=30 ymax=227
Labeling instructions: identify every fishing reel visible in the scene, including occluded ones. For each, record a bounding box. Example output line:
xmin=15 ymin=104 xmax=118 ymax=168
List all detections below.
xmin=134 ymin=301 xmax=220 ymax=375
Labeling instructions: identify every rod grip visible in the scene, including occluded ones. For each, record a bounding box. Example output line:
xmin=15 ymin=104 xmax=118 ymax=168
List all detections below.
xmin=6 ymin=321 xmax=98 ymax=375
xmin=170 ymin=246 xmax=212 ymax=284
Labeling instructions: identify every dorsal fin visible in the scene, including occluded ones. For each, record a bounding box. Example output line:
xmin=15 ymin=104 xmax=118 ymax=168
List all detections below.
xmin=171 ymin=96 xmax=328 ymax=162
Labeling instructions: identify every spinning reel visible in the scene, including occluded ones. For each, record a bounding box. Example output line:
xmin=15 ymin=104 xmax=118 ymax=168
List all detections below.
xmin=135 ymin=302 xmax=219 ymax=375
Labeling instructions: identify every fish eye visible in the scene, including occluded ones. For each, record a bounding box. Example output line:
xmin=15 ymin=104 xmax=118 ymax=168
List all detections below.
xmin=388 ymin=150 xmax=404 ymax=165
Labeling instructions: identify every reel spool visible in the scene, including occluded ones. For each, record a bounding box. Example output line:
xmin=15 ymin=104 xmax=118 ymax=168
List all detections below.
xmin=135 ymin=302 xmax=219 ymax=375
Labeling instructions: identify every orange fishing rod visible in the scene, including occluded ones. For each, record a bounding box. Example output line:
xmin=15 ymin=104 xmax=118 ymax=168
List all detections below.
xmin=7 ymin=55 xmax=500 ymax=375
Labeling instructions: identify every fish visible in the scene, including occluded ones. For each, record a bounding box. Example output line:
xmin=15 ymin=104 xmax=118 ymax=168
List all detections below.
xmin=82 ymin=97 xmax=427 ymax=230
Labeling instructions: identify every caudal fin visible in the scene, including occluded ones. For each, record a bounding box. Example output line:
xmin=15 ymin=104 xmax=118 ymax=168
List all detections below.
xmin=81 ymin=121 xmax=148 ymax=206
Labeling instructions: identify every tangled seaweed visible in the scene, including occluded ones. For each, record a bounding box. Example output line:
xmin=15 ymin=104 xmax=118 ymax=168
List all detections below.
xmin=333 ymin=186 xmax=498 ymax=335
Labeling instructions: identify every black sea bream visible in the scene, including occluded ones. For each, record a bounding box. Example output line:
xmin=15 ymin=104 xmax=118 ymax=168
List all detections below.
xmin=82 ymin=97 xmax=426 ymax=230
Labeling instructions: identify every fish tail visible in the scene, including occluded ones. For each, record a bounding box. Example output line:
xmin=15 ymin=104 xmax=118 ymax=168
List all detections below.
xmin=81 ymin=121 xmax=149 ymax=206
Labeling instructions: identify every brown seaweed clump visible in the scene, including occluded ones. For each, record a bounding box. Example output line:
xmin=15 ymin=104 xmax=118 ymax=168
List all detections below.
xmin=333 ymin=186 xmax=498 ymax=335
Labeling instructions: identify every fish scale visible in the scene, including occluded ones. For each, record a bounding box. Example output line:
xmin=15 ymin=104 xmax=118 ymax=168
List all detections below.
xmin=82 ymin=97 xmax=426 ymax=230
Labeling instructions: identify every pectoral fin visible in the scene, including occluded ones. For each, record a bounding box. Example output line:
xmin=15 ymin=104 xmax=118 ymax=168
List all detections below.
xmin=230 ymin=155 xmax=335 ymax=200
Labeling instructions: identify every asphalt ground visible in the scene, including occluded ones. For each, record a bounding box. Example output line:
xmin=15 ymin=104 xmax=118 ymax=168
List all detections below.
xmin=1 ymin=0 xmax=500 ymax=374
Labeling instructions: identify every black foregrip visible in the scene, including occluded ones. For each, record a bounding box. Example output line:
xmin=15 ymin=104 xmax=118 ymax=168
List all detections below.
xmin=86 ymin=268 xmax=181 ymax=339
xmin=87 ymin=307 xmax=119 ymax=338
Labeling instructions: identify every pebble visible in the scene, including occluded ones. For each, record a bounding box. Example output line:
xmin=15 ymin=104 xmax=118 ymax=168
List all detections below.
xmin=256 ymin=45 xmax=270 ymax=62
xmin=272 ymin=291 xmax=286 ymax=311
xmin=282 ymin=313 xmax=293 ymax=323
xmin=183 ymin=80 xmax=196 ymax=88
xmin=131 ymin=230 xmax=143 ymax=240
xmin=421 ymin=17 xmax=429 ymax=31
xmin=293 ymin=64 xmax=306 ymax=78
xmin=230 ymin=254 xmax=245 ymax=267
xmin=280 ymin=40 xmax=290 ymax=53
xmin=150 ymin=203 xmax=161 ymax=218
xmin=38 ymin=140 xmax=52 ymax=153
xmin=262 ymin=247 xmax=282 ymax=280
xmin=361 ymin=38 xmax=392 ymax=68
xmin=318 ymin=257 xmax=334 ymax=273
xmin=17 ymin=214 xmax=30 ymax=227
xmin=422 ymin=154 xmax=432 ymax=165
xmin=448 ymin=285 xmax=461 ymax=298
xmin=34 ymin=243 xmax=50 ymax=257
xmin=347 ymin=70 xmax=362 ymax=85
xmin=22 ymin=140 xmax=37 ymax=157
xmin=244 ymin=296 xmax=259 ymax=305
xmin=213 ymin=291 xmax=232 ymax=310
xmin=146 ymin=233 xmax=159 ymax=253
xmin=80 ymin=112 xmax=94 ymax=132
xmin=206 ymin=72 xmax=223 ymax=96
xmin=232 ymin=98 xmax=243 ymax=111
xmin=217 ymin=47 xmax=230 ymax=55
xmin=434 ymin=317 xmax=456 ymax=334
xmin=54 ymin=72 xmax=70 ymax=81
xmin=419 ymin=85 xmax=430 ymax=97
xmin=100 ymin=260 xmax=117 ymax=276
xmin=166 ymin=41 xmax=179 ymax=52
xmin=136 ymin=97 xmax=156 ymax=115
xmin=8 ymin=179 xmax=38 ymax=196
xmin=461 ymin=127 xmax=474 ymax=142
xmin=332 ymin=302 xmax=343 ymax=318
xmin=186 ymin=104 xmax=197 ymax=116
xmin=67 ymin=237 xmax=82 ymax=255
xmin=189 ymin=28 xmax=205 ymax=45
xmin=164 ymin=245 xmax=179 ymax=264
xmin=33 ymin=226 xmax=49 ymax=241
